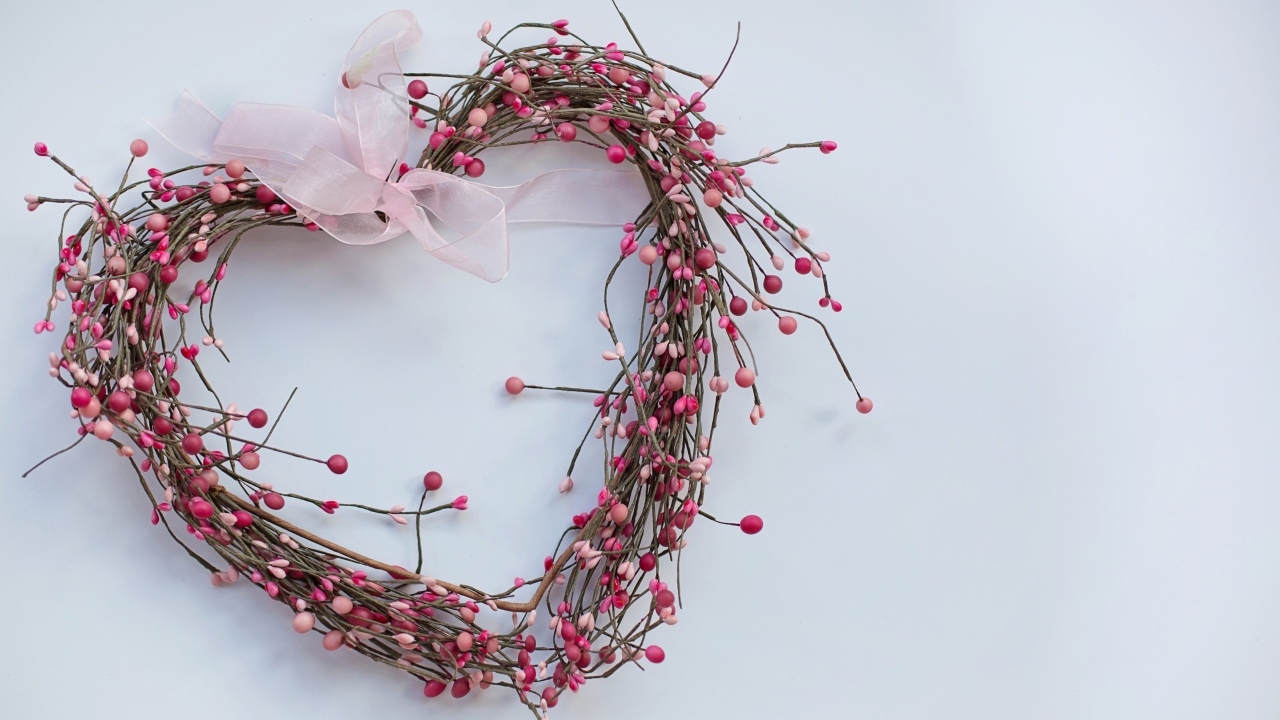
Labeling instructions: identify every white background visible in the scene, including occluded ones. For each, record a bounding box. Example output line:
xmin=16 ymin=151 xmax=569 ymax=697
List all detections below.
xmin=2 ymin=1 xmax=1279 ymax=718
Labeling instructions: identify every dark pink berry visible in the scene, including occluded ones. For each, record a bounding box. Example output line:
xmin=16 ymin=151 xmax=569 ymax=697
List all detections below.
xmin=326 ymin=454 xmax=349 ymax=475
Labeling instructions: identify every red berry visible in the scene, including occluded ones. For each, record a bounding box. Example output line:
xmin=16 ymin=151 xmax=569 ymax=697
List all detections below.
xmin=407 ymin=79 xmax=429 ymax=99
xmin=423 ymin=471 xmax=444 ymax=491
xmin=423 ymin=680 xmax=447 ymax=698
xmin=729 ymin=297 xmax=747 ymax=316
xmin=152 ymin=417 xmax=173 ymax=436
xmin=450 ymin=679 xmax=471 ymax=698
xmin=740 ymin=514 xmax=764 ymax=535
xmin=158 ymin=265 xmax=179 ymax=284
xmin=131 ymin=369 xmax=154 ymax=392
xmin=181 ymin=432 xmax=203 ymax=454
xmin=638 ymin=552 xmax=657 ymax=572
xmin=695 ymin=120 xmax=716 ymax=140
xmin=694 ymin=247 xmax=716 ymax=270
xmin=255 ymin=185 xmax=277 ymax=204
xmin=644 ymin=645 xmax=666 ymax=663
xmin=246 ymin=408 xmax=268 ymax=428
xmin=70 ymin=387 xmax=92 ymax=408
xmin=326 ymin=454 xmax=349 ymax=475
xmin=763 ymin=274 xmax=783 ymax=294
xmin=107 ymin=390 xmax=131 ymax=413
xmin=34 ymin=142 xmax=49 ymax=157
xmin=263 ymin=492 xmax=285 ymax=511
xmin=655 ymin=589 xmax=675 ymax=608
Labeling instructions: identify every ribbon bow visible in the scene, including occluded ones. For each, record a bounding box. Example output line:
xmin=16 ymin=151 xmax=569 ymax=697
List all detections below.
xmin=148 ymin=10 xmax=647 ymax=282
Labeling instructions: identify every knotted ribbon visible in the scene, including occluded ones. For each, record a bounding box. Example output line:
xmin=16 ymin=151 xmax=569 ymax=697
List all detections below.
xmin=148 ymin=10 xmax=648 ymax=282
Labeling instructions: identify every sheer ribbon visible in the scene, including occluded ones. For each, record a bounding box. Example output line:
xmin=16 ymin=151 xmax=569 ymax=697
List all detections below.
xmin=147 ymin=10 xmax=647 ymax=282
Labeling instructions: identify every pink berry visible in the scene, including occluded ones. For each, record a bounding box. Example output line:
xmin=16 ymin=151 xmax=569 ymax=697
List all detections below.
xmin=246 ymin=408 xmax=268 ymax=428
xmin=34 ymin=142 xmax=49 ymax=156
xmin=820 ymin=140 xmax=838 ymax=154
xmin=181 ymin=433 xmax=203 ymax=454
xmin=557 ymin=124 xmax=577 ymax=142
xmin=505 ymin=376 xmax=525 ymax=395
xmin=292 ymin=612 xmax=315 ymax=633
xmin=209 ymin=183 xmax=231 ymax=203
xmin=644 ymin=646 xmax=665 ymax=663
xmin=702 ymin=187 xmax=723 ymax=208
xmin=159 ymin=265 xmax=178 ymax=284
xmin=655 ymin=589 xmax=675 ymax=608
xmin=129 ymin=139 xmax=149 ymax=157
xmin=795 ymin=257 xmax=813 ymax=274
xmin=232 ymin=510 xmax=254 ymax=528
xmin=740 ymin=514 xmax=764 ymax=534
xmin=605 ymin=145 xmax=626 ymax=164
xmin=190 ymin=499 xmax=214 ymax=519
xmin=465 ymin=158 xmax=485 ymax=178
xmin=145 ymin=213 xmax=169 ymax=232
xmin=423 ymin=471 xmax=444 ymax=491
xmin=239 ymin=452 xmax=261 ymax=470
xmin=407 ymin=79 xmax=429 ymax=99
xmin=264 ymin=492 xmax=285 ymax=511
xmin=638 ymin=245 xmax=659 ymax=265
xmin=322 ymin=629 xmax=345 ymax=651
xmin=778 ymin=316 xmax=798 ymax=335
xmin=224 ymin=159 xmax=246 ymax=178
xmin=856 ymin=397 xmax=873 ymax=414
xmin=734 ymin=367 xmax=755 ymax=388
xmin=663 ymin=371 xmax=684 ymax=392
xmin=467 ymin=108 xmax=488 ymax=128
xmin=695 ymin=121 xmax=716 ymax=140
xmin=326 ymin=454 xmax=349 ymax=475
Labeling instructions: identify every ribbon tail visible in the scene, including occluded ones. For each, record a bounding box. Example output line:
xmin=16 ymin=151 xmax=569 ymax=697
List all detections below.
xmin=145 ymin=90 xmax=229 ymax=164
xmin=486 ymin=168 xmax=651 ymax=225
xmin=401 ymin=204 xmax=509 ymax=283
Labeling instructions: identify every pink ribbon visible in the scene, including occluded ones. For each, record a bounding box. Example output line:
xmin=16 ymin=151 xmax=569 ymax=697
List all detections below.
xmin=148 ymin=10 xmax=648 ymax=282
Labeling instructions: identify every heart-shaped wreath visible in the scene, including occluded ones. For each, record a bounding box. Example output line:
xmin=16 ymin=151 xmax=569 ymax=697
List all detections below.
xmin=27 ymin=9 xmax=869 ymax=717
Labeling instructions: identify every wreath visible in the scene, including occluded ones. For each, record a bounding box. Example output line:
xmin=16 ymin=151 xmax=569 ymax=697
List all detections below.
xmin=27 ymin=9 xmax=870 ymax=717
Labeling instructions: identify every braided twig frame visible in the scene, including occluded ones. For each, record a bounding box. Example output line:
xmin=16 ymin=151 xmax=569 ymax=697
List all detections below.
xmin=31 ymin=15 xmax=862 ymax=717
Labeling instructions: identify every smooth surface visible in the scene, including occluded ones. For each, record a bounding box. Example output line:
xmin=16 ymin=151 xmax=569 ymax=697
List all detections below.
xmin=2 ymin=1 xmax=1279 ymax=718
